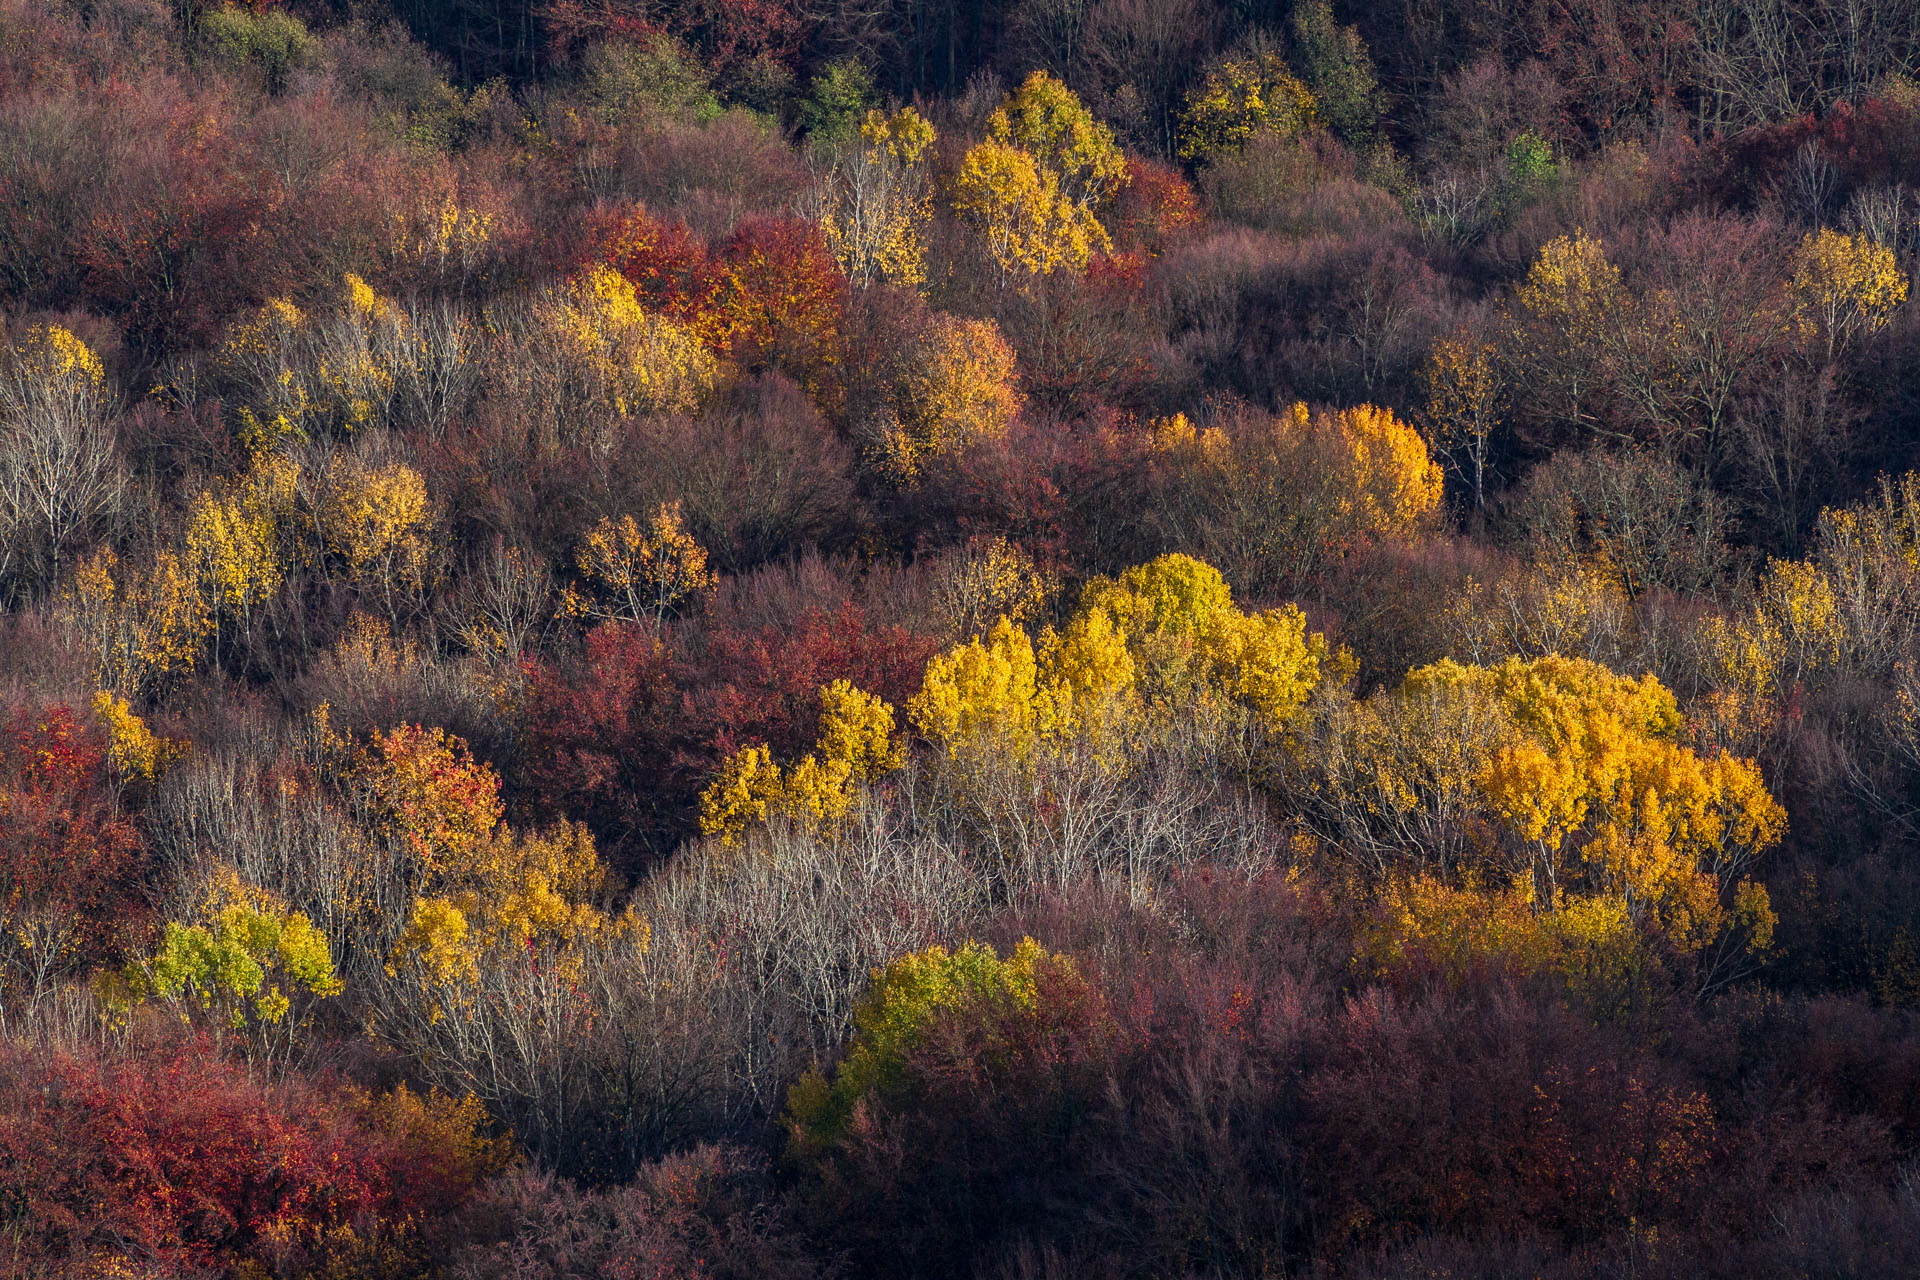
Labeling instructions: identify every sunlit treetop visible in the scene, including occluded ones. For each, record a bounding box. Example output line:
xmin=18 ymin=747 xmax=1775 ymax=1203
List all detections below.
xmin=1178 ymin=51 xmax=1317 ymax=162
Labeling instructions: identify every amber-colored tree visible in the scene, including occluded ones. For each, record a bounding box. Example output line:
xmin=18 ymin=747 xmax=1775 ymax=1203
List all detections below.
xmin=814 ymin=107 xmax=937 ymax=290
xmin=1506 ymin=229 xmax=1624 ymax=437
xmin=866 ymin=314 xmax=1023 ymax=484
xmin=952 ymin=73 xmax=1130 ymax=288
xmin=1425 ymin=333 xmax=1504 ymax=515
xmin=1177 ymin=50 xmax=1317 ymax=162
xmin=1788 ymin=226 xmax=1909 ymax=364
xmin=573 ymin=501 xmax=717 ymax=626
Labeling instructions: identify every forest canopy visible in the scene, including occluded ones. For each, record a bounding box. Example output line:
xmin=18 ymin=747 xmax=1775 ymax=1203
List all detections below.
xmin=5 ymin=0 xmax=1920 ymax=1276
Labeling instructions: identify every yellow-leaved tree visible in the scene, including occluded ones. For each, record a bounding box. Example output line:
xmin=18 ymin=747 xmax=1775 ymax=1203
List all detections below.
xmin=928 ymin=535 xmax=1054 ymax=638
xmin=572 ymin=500 xmax=716 ymax=625
xmin=0 ymin=322 xmax=125 ymax=592
xmin=1074 ymin=553 xmax=1330 ymax=729
xmin=1177 ymin=50 xmax=1317 ymax=162
xmin=904 ymin=552 xmax=1332 ymax=792
xmin=1506 ymin=229 xmax=1625 ymax=434
xmin=952 ymin=73 xmax=1128 ymax=287
xmin=391 ymin=820 xmax=613 ymax=987
xmin=1787 ymin=227 xmax=1909 ymax=363
xmin=537 ymin=265 xmax=716 ymax=419
xmin=1158 ymin=401 xmax=1444 ymax=594
xmin=359 ymin=721 xmax=633 ymax=1030
xmin=313 ymin=453 xmax=437 ymax=602
xmin=213 ymin=274 xmax=417 ymax=448
xmin=1693 ymin=471 xmax=1920 ymax=757
xmin=1308 ymin=653 xmax=1785 ymax=990
xmin=59 ymin=546 xmax=212 ymax=697
xmin=1424 ymin=334 xmax=1504 ymax=515
xmin=92 ymin=690 xmax=185 ymax=784
xmin=184 ymin=450 xmax=301 ymax=648
xmin=816 ymin=107 xmax=937 ymax=289
xmin=867 ymin=314 xmax=1022 ymax=484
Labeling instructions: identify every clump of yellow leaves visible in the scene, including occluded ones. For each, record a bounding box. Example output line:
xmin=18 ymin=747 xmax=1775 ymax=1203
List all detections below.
xmin=1424 ymin=334 xmax=1503 ymax=512
xmin=1323 ymin=403 xmax=1446 ymax=540
xmin=700 ymin=681 xmax=904 ymax=843
xmin=393 ymin=820 xmax=612 ymax=985
xmin=214 ymin=275 xmax=410 ymax=446
xmin=92 ymin=689 xmax=186 ymax=784
xmin=184 ymin=450 xmax=300 ymax=618
xmin=361 ymin=721 xmax=632 ymax=1007
xmin=60 ymin=546 xmax=203 ymax=697
xmin=1788 ymin=227 xmax=1908 ymax=360
xmin=3 ymin=322 xmax=106 ymax=416
xmin=1078 ymin=553 xmax=1331 ymax=727
xmin=387 ymin=195 xmax=496 ymax=282
xmin=927 ymin=535 xmax=1054 ymax=639
xmin=1151 ymin=401 xmax=1444 ymax=596
xmin=1515 ymin=229 xmax=1624 ymax=333
xmin=315 ymin=454 xmax=436 ymax=591
xmin=65 ymin=434 xmax=438 ymax=694
xmin=1358 ymin=872 xmax=1661 ymax=1015
xmin=907 ymin=611 xmax=1135 ymax=757
xmin=910 ymin=552 xmax=1331 ymax=761
xmin=869 ymin=314 xmax=1022 ymax=484
xmin=1693 ymin=472 xmax=1920 ymax=754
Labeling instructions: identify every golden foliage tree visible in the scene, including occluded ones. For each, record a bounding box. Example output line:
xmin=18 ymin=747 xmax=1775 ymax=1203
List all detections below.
xmin=1327 ymin=403 xmax=1447 ymax=539
xmin=952 ymin=73 xmax=1128 ymax=287
xmin=92 ymin=690 xmax=185 ymax=784
xmin=313 ymin=455 xmax=436 ymax=597
xmin=986 ymin=71 xmax=1130 ymax=217
xmin=1508 ymin=230 xmax=1624 ymax=433
xmin=928 ymin=536 xmax=1054 ymax=639
xmin=1424 ymin=333 xmax=1504 ymax=514
xmin=1312 ymin=654 xmax=1785 ymax=972
xmin=1162 ymin=401 xmax=1445 ymax=594
xmin=1788 ymin=227 xmax=1909 ymax=363
xmin=59 ymin=547 xmax=212 ymax=697
xmin=700 ymin=680 xmax=905 ymax=843
xmin=816 ymin=107 xmax=937 ymax=290
xmin=536 ymin=265 xmax=716 ymax=419
xmin=184 ymin=450 xmax=300 ymax=628
xmin=212 ymin=274 xmax=429 ymax=448
xmin=1177 ymin=51 xmax=1317 ymax=162
xmin=391 ymin=820 xmax=614 ymax=987
xmin=868 ymin=314 xmax=1022 ymax=484
xmin=572 ymin=500 xmax=716 ymax=625
xmin=909 ymin=553 xmax=1330 ymax=764
xmin=0 ymin=323 xmax=124 ymax=591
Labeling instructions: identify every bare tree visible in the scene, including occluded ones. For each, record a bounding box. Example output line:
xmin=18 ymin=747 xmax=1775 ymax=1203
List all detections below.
xmin=0 ymin=325 xmax=125 ymax=596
